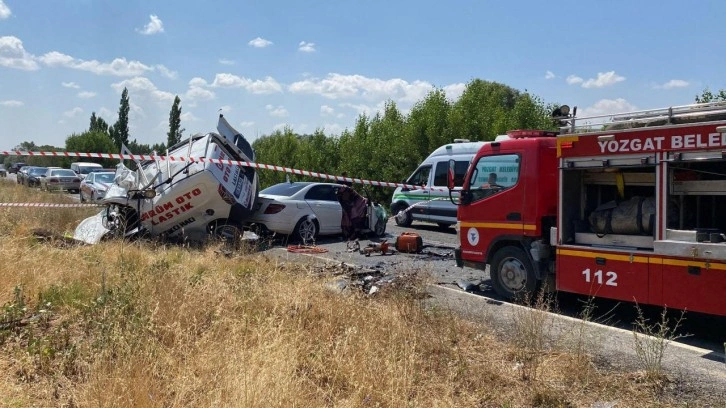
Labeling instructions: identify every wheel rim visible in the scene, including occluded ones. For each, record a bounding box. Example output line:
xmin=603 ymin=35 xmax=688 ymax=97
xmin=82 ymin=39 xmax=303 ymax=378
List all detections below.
xmin=498 ymin=257 xmax=528 ymax=292
xmin=298 ymin=219 xmax=316 ymax=242
xmin=394 ymin=206 xmax=410 ymax=225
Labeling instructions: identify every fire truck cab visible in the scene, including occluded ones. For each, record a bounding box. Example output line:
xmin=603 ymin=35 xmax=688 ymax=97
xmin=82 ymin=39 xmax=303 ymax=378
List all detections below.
xmin=454 ymin=102 xmax=726 ymax=317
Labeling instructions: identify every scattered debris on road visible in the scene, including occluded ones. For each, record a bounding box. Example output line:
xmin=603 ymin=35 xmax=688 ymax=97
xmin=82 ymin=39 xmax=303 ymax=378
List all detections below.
xmin=311 ymin=262 xmax=426 ymax=298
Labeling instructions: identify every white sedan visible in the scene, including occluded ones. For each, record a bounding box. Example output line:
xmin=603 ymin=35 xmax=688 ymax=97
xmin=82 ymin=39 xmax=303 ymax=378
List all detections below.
xmin=248 ymin=182 xmax=386 ymax=242
xmin=79 ymin=171 xmax=115 ymax=202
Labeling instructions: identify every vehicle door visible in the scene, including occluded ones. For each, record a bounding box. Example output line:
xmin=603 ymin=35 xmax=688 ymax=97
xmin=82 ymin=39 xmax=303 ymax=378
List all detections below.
xmin=458 ymin=153 xmax=525 ymax=254
xmin=427 ymin=160 xmax=471 ymax=224
xmin=398 ymin=165 xmax=432 ymax=222
xmin=304 ymin=184 xmax=343 ymax=234
xmin=81 ymin=173 xmax=94 ymax=197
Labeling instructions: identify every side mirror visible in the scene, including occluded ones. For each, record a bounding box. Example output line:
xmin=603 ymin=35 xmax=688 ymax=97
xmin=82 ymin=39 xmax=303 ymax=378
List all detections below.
xmin=447 ymin=159 xmax=456 ymax=190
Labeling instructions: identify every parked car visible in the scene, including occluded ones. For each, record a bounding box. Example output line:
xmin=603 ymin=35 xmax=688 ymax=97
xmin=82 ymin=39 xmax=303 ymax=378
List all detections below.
xmin=70 ymin=162 xmax=103 ymax=180
xmin=248 ymin=182 xmax=387 ymax=242
xmin=41 ymin=168 xmax=81 ymax=193
xmin=0 ymin=165 xmax=6 ymax=177
xmin=16 ymin=166 xmax=32 ymax=184
xmin=24 ymin=166 xmax=49 ymax=187
xmin=80 ymin=171 xmax=115 ymax=202
xmin=8 ymin=162 xmax=26 ymax=174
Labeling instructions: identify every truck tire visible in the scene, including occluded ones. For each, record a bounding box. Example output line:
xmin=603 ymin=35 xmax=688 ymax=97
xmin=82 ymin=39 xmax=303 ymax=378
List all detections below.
xmin=392 ymin=202 xmax=412 ymax=227
xmin=490 ymin=246 xmax=537 ymax=300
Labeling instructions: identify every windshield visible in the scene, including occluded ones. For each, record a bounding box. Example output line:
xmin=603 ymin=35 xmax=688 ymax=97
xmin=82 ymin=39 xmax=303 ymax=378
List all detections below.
xmin=260 ymin=183 xmax=309 ymax=196
xmin=94 ymin=173 xmax=115 ymax=183
xmin=79 ymin=166 xmax=102 ymax=174
xmin=52 ymin=169 xmax=77 ymax=177
xmin=29 ymin=167 xmax=48 ymax=175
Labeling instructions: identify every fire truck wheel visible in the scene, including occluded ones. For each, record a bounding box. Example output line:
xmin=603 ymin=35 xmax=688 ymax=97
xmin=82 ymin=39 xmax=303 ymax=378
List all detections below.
xmin=392 ymin=202 xmax=412 ymax=227
xmin=490 ymin=246 xmax=537 ymax=300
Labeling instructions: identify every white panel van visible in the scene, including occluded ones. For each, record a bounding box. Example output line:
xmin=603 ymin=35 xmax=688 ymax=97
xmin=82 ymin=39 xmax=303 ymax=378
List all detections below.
xmin=391 ymin=140 xmax=486 ymax=228
xmin=70 ymin=162 xmax=103 ymax=179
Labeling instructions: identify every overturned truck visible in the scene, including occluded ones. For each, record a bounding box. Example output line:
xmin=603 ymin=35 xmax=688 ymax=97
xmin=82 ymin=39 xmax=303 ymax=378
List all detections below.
xmin=75 ymin=115 xmax=259 ymax=244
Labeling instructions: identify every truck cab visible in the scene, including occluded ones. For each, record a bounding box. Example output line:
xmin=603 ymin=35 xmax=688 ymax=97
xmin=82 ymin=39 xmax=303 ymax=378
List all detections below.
xmin=456 ymin=130 xmax=558 ymax=298
xmin=454 ymin=102 xmax=726 ymax=317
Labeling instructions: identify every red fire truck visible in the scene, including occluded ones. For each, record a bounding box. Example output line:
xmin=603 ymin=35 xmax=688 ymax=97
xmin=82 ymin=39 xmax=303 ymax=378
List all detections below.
xmin=452 ymin=102 xmax=726 ymax=317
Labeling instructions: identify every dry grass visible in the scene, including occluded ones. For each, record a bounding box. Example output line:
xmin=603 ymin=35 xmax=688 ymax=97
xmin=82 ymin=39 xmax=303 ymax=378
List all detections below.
xmin=0 ymin=179 xmax=716 ymax=407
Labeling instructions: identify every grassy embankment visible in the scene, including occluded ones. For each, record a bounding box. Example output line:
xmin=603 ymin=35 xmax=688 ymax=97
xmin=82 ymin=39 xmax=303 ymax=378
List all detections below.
xmin=0 ymin=178 xmax=711 ymax=407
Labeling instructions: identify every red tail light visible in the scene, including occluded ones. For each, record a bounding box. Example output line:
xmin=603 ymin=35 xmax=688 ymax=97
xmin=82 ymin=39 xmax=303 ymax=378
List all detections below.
xmin=264 ymin=203 xmax=286 ymax=214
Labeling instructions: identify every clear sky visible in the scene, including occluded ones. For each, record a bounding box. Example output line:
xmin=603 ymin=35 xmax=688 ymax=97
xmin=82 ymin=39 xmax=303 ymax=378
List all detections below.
xmin=1 ymin=0 xmax=725 ymax=150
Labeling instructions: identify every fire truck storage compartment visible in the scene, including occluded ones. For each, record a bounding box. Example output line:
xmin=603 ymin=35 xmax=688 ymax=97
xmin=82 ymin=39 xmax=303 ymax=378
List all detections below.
xmin=666 ymin=154 xmax=726 ymax=238
xmin=561 ymin=159 xmax=657 ymax=250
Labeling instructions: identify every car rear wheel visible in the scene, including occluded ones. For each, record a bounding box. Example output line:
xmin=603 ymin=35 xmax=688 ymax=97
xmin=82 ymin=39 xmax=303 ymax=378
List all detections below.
xmin=294 ymin=216 xmax=318 ymax=243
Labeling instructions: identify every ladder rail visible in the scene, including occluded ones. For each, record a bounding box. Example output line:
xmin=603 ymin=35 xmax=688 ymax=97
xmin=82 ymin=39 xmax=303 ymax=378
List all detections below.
xmin=559 ymin=101 xmax=726 ymax=134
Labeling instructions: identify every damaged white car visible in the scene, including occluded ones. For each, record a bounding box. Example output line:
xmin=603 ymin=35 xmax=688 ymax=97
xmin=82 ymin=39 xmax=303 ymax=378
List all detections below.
xmin=75 ymin=115 xmax=259 ymax=244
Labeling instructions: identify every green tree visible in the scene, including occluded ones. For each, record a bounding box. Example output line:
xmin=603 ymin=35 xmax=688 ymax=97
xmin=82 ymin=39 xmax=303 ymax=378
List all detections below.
xmin=695 ymin=88 xmax=726 ymax=103
xmin=167 ymin=95 xmax=184 ymax=148
xmin=5 ymin=142 xmax=67 ymax=168
xmin=89 ymin=112 xmax=110 ymax=136
xmin=65 ymin=130 xmax=118 ymax=168
xmin=252 ymin=127 xmax=301 ymax=187
xmin=445 ymin=79 xmax=554 ymax=142
xmin=125 ymin=140 xmax=167 ymax=155
xmin=405 ymin=89 xmax=452 ymax=164
xmin=111 ymin=87 xmax=130 ymax=147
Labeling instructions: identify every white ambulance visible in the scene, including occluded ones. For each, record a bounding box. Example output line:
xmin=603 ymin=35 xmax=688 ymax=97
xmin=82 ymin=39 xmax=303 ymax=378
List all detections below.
xmin=391 ymin=140 xmax=485 ymax=229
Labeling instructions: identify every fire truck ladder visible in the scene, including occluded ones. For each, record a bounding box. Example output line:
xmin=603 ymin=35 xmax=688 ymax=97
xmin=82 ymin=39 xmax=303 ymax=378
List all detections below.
xmin=560 ymin=100 xmax=726 ymax=134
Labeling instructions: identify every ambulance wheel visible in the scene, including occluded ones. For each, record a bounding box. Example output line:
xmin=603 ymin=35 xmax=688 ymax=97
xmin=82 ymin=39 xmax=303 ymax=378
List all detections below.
xmin=490 ymin=246 xmax=537 ymax=300
xmin=392 ymin=202 xmax=412 ymax=227
xmin=294 ymin=217 xmax=318 ymax=243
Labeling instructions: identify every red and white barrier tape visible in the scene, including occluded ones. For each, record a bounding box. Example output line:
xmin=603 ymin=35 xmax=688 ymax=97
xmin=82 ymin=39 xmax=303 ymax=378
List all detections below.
xmin=1 ymin=150 xmax=449 ymax=192
xmin=0 ymin=203 xmax=101 ymax=208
